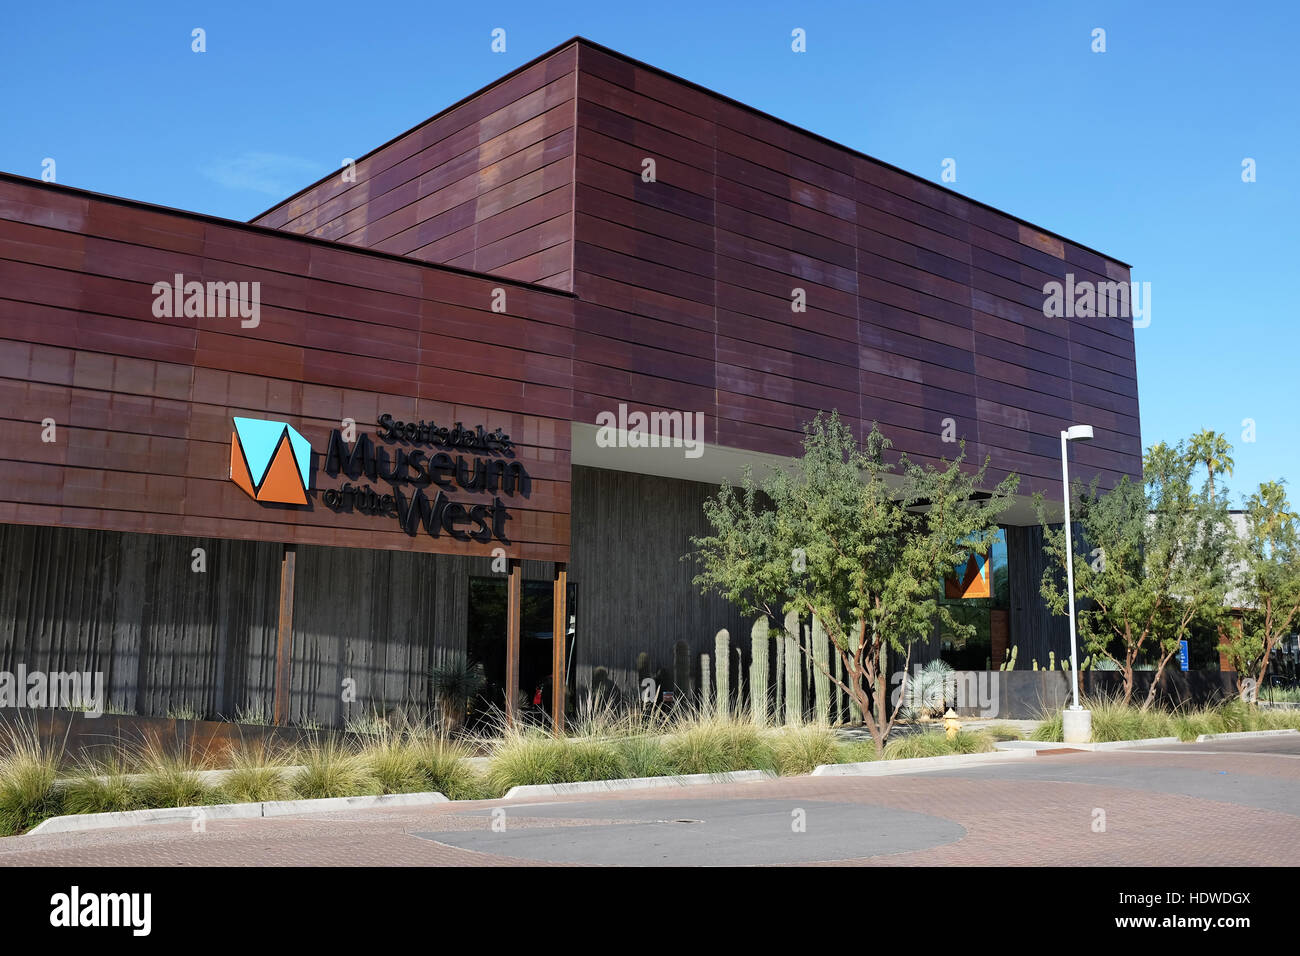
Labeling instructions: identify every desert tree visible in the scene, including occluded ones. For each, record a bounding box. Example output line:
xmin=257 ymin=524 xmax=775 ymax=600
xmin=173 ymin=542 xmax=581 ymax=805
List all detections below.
xmin=690 ymin=412 xmax=1018 ymax=755
xmin=1218 ymin=480 xmax=1300 ymax=698
xmin=1037 ymin=438 xmax=1233 ymax=709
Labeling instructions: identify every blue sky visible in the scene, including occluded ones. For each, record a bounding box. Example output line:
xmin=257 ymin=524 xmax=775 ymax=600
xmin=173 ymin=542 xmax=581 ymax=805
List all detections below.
xmin=3 ymin=1 xmax=1295 ymax=505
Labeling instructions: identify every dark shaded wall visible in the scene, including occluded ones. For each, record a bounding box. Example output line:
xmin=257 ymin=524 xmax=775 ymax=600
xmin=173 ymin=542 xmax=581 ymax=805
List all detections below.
xmin=1005 ymin=523 xmax=1073 ymax=666
xmin=0 ymin=522 xmax=559 ymax=727
xmin=288 ymin=544 xmax=554 ymax=726
xmin=568 ymin=465 xmax=748 ymax=701
xmin=0 ymin=523 xmax=280 ymax=719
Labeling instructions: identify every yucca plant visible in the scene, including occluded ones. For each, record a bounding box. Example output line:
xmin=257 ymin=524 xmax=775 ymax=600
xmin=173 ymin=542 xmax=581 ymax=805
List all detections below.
xmin=431 ymin=660 xmax=487 ymax=734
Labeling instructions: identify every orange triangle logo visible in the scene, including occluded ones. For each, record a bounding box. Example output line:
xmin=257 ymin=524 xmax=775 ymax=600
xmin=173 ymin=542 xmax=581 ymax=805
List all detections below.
xmin=255 ymin=433 xmax=309 ymax=505
xmin=960 ymin=554 xmax=990 ymax=598
xmin=230 ymin=431 xmax=257 ymax=499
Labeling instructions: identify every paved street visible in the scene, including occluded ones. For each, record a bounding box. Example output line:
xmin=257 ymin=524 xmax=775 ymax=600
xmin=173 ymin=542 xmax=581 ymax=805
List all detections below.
xmin=3 ymin=738 xmax=1297 ymax=866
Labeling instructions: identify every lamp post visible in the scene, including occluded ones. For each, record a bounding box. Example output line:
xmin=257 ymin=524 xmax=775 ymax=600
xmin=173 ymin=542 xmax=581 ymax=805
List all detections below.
xmin=1061 ymin=424 xmax=1094 ymax=744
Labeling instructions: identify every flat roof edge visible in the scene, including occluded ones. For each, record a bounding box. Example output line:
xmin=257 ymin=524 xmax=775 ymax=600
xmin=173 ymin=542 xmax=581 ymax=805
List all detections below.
xmin=0 ymin=171 xmax=577 ymax=297
xmin=254 ymin=34 xmax=1131 ymax=270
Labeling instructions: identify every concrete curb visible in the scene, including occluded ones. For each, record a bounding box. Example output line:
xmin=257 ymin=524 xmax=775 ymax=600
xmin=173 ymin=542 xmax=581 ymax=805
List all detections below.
xmin=810 ymin=749 xmax=1036 ymax=776
xmin=994 ymin=737 xmax=1183 ymax=751
xmin=1195 ymin=729 xmax=1300 ymax=742
xmin=502 ymin=770 xmax=775 ymax=800
xmin=27 ymin=791 xmax=448 ymax=835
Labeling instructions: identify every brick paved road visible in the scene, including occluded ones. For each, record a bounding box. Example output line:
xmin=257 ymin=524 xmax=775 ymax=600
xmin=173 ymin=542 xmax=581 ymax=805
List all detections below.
xmin=2 ymin=742 xmax=1297 ymax=866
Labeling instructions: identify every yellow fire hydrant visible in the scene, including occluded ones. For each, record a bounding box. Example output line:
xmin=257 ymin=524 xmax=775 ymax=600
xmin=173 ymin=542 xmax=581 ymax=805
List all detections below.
xmin=943 ymin=708 xmax=961 ymax=740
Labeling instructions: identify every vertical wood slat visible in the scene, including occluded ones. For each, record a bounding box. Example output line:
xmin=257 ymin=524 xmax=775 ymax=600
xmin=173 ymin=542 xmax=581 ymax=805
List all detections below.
xmin=505 ymin=558 xmax=522 ymax=725
xmin=551 ymin=562 xmax=567 ymax=735
xmin=273 ymin=544 xmax=297 ymax=726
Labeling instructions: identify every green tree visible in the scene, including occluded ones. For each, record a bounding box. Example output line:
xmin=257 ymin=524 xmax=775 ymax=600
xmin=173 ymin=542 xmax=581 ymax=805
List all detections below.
xmin=690 ymin=412 xmax=1018 ymax=755
xmin=1218 ymin=481 xmax=1300 ymax=697
xmin=1187 ymin=429 xmax=1235 ymax=502
xmin=1037 ymin=439 xmax=1233 ymax=709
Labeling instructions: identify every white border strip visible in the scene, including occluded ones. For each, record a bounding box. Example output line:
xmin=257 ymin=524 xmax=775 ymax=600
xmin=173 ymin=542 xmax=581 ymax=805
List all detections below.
xmin=502 ymin=770 xmax=775 ymax=799
xmin=811 ymin=749 xmax=1036 ymax=776
xmin=27 ymin=791 xmax=448 ymax=835
xmin=1195 ymin=729 xmax=1300 ymax=742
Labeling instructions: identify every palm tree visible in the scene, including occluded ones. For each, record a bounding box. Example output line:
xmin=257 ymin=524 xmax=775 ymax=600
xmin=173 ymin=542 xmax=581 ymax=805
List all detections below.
xmin=1187 ymin=429 xmax=1235 ymax=501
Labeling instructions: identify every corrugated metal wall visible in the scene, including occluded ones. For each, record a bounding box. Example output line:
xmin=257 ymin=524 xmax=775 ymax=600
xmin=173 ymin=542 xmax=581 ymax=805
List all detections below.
xmin=0 ymin=524 xmax=280 ymax=719
xmin=568 ymin=465 xmax=749 ymax=701
xmin=0 ymin=524 xmax=558 ymax=727
xmin=286 ymin=547 xmax=552 ymax=726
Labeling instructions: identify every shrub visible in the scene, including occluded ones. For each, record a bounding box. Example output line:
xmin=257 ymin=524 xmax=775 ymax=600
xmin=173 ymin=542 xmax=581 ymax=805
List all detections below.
xmin=769 ymin=725 xmax=840 ymax=775
xmin=883 ymin=730 xmax=993 ymax=760
xmin=291 ymin=738 xmax=380 ymax=799
xmin=1031 ymin=711 xmax=1064 ymax=742
xmin=0 ymin=724 xmax=62 ymax=835
xmin=130 ymin=741 xmax=216 ymax=809
xmin=217 ymin=741 xmax=293 ymax=803
xmin=661 ymin=715 xmax=775 ymax=775
xmin=485 ymin=728 xmax=628 ymax=796
xmin=616 ymin=736 xmax=672 ymax=779
xmin=59 ymin=755 xmax=139 ymax=815
xmin=837 ymin=740 xmax=880 ymax=764
xmin=404 ymin=737 xmax=488 ymax=801
xmin=981 ymin=724 xmax=1024 ymax=741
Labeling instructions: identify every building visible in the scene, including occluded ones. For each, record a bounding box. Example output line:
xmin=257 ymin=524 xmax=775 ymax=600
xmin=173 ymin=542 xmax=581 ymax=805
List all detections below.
xmin=0 ymin=38 xmax=1142 ymax=728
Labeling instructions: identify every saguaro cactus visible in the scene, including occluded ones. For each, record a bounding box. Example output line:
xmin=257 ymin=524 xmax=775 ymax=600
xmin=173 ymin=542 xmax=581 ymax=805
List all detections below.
xmin=674 ymin=640 xmax=690 ymax=695
xmin=774 ymin=626 xmax=785 ymax=721
xmin=848 ymin=613 xmax=864 ymax=723
xmin=700 ymin=653 xmax=712 ymax=712
xmin=812 ymin=616 xmax=831 ymax=724
xmin=714 ymin=629 xmax=730 ymax=714
xmin=783 ymin=610 xmax=801 ymax=725
xmin=750 ymin=618 xmax=770 ymax=725
xmin=834 ymin=651 xmax=844 ymax=725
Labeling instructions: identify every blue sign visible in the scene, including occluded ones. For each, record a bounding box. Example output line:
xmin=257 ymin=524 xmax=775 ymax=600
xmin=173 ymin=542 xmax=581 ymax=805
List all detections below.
xmin=1178 ymin=640 xmax=1189 ymax=672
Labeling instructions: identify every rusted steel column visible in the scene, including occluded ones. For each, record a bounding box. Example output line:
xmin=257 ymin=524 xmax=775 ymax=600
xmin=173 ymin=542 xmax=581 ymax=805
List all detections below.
xmin=272 ymin=544 xmax=297 ymax=726
xmin=505 ymin=558 xmax=522 ymax=726
xmin=551 ymin=563 xmax=568 ymax=736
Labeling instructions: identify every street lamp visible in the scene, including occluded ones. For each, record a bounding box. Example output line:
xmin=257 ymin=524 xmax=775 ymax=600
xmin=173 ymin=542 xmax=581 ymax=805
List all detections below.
xmin=1061 ymin=424 xmax=1094 ymax=744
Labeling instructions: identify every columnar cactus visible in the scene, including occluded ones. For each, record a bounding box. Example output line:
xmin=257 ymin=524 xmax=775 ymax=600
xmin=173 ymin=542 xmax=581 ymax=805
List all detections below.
xmin=750 ymin=618 xmax=770 ymax=726
xmin=774 ymin=626 xmax=785 ymax=721
xmin=783 ymin=610 xmax=801 ymax=725
xmin=834 ymin=652 xmax=844 ymax=725
xmin=812 ymin=616 xmax=831 ymax=725
xmin=674 ymin=640 xmax=690 ymax=695
xmin=735 ymin=647 xmax=744 ymax=710
xmin=849 ymin=613 xmax=864 ymax=723
xmin=714 ymin=629 xmax=730 ymax=714
xmin=699 ymin=653 xmax=712 ymax=712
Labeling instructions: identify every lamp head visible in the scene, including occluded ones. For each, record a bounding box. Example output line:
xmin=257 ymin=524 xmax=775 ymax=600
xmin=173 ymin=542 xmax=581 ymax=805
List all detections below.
xmin=1064 ymin=425 xmax=1095 ymax=442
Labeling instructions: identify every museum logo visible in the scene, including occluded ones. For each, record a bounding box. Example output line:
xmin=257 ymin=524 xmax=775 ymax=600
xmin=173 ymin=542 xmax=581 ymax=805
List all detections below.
xmin=229 ymin=417 xmax=312 ymax=505
xmin=227 ymin=414 xmax=526 ymax=544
